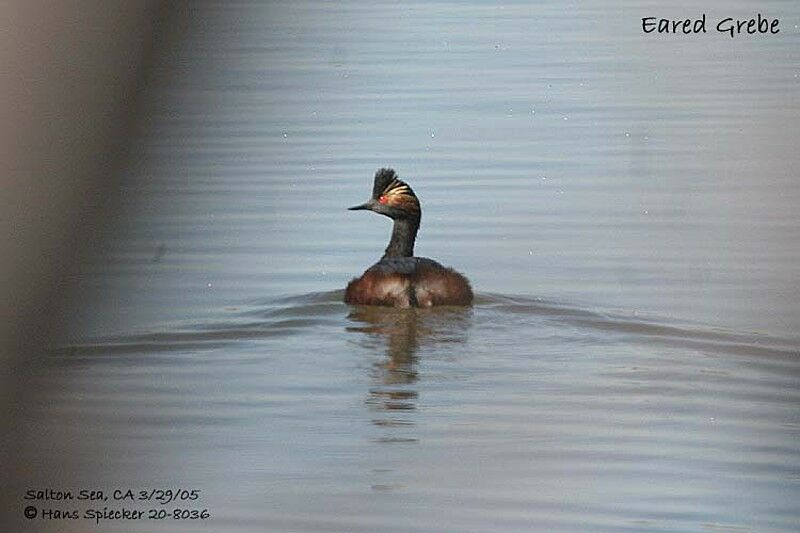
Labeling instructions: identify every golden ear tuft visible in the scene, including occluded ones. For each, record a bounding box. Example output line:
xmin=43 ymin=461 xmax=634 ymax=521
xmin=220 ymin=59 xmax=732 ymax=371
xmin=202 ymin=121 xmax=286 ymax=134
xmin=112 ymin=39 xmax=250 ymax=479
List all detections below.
xmin=383 ymin=179 xmax=413 ymax=198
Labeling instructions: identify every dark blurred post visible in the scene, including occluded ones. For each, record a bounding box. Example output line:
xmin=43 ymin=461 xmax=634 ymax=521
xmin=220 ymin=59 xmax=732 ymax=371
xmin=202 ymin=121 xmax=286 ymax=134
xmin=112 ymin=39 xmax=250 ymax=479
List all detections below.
xmin=1 ymin=1 xmax=173 ymax=528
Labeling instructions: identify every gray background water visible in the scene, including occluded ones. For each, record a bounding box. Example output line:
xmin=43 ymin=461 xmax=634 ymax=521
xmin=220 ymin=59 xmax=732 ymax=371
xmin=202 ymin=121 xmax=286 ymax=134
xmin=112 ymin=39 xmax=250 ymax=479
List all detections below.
xmin=13 ymin=1 xmax=800 ymax=532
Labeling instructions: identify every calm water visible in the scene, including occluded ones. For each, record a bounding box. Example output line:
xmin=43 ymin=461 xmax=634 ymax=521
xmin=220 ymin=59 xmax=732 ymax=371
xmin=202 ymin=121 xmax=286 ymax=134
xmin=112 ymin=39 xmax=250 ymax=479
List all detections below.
xmin=14 ymin=1 xmax=800 ymax=531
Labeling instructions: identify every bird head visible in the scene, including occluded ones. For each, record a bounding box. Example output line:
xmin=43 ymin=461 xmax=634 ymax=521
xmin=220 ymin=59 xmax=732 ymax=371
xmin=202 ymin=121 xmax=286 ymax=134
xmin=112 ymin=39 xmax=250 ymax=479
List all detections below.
xmin=348 ymin=168 xmax=421 ymax=221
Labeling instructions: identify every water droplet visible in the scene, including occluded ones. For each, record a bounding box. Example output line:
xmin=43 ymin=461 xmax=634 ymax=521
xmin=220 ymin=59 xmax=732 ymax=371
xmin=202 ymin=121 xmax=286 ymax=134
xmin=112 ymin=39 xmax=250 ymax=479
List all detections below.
xmin=206 ymin=282 xmax=213 ymax=288
xmin=563 ymin=116 xmax=568 ymax=121
xmin=624 ymin=132 xmax=630 ymax=137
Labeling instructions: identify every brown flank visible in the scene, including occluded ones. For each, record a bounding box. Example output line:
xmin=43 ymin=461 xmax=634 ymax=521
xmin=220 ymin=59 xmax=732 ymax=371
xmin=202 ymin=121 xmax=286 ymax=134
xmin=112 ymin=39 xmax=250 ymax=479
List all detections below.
xmin=345 ymin=264 xmax=473 ymax=308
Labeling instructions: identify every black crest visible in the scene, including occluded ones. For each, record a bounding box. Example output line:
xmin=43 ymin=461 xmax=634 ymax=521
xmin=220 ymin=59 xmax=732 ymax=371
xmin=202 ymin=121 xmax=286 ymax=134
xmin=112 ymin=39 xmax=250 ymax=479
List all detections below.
xmin=371 ymin=168 xmax=416 ymax=200
xmin=372 ymin=168 xmax=398 ymax=198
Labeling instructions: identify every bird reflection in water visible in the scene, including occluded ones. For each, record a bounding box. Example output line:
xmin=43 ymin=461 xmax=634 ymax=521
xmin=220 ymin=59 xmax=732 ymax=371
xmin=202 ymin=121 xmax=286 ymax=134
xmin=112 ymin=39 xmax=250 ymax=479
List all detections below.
xmin=346 ymin=306 xmax=472 ymax=434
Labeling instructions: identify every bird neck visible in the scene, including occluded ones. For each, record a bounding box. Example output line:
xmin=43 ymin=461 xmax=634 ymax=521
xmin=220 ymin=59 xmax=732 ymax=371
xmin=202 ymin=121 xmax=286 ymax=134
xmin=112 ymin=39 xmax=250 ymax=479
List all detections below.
xmin=383 ymin=217 xmax=419 ymax=258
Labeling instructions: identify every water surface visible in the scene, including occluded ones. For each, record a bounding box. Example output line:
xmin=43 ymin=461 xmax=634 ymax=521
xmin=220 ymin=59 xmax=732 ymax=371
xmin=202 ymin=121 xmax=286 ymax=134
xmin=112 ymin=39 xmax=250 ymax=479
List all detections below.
xmin=14 ymin=1 xmax=800 ymax=531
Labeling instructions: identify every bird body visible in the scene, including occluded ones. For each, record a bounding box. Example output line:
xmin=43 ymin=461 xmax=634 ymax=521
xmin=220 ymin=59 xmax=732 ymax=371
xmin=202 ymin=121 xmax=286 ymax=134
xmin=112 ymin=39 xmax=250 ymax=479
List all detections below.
xmin=345 ymin=257 xmax=473 ymax=307
xmin=344 ymin=169 xmax=473 ymax=308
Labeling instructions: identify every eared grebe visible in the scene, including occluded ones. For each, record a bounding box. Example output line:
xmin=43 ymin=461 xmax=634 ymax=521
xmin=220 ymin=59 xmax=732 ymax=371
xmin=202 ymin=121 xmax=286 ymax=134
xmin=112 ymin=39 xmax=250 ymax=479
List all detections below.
xmin=344 ymin=168 xmax=473 ymax=308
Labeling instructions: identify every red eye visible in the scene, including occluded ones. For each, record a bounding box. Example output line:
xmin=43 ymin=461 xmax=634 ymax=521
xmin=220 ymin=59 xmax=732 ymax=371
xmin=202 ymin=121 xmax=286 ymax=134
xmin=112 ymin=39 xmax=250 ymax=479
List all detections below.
xmin=378 ymin=195 xmax=388 ymax=204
